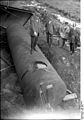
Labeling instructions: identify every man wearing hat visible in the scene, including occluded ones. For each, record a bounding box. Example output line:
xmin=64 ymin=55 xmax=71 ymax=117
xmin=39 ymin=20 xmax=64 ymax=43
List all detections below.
xmin=30 ymin=12 xmax=41 ymax=54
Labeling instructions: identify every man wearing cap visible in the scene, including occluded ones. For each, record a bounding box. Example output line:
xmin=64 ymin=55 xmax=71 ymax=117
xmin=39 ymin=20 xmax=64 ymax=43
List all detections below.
xmin=45 ymin=18 xmax=54 ymax=48
xmin=59 ymin=22 xmax=70 ymax=48
xmin=30 ymin=13 xmax=41 ymax=54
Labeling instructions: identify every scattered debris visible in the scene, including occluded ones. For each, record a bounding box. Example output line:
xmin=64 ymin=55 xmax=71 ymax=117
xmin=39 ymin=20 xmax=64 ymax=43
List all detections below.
xmin=63 ymin=93 xmax=77 ymax=101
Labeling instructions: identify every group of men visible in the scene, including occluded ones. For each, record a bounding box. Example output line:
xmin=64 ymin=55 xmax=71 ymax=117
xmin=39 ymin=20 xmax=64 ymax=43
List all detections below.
xmin=59 ymin=22 xmax=77 ymax=54
xmin=29 ymin=12 xmax=79 ymax=54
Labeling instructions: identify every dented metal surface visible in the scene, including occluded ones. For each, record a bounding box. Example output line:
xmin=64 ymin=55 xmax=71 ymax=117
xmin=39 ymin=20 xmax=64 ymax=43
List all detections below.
xmin=7 ymin=23 xmax=66 ymax=108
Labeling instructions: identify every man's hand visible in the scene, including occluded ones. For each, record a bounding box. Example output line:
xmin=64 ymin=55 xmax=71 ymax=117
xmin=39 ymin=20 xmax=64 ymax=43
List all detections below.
xmin=34 ymin=31 xmax=37 ymax=36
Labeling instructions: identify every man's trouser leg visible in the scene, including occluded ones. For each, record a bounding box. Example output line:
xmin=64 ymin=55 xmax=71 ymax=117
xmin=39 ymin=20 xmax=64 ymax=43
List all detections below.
xmin=33 ymin=36 xmax=37 ymax=50
xmin=31 ymin=36 xmax=35 ymax=54
xmin=70 ymin=42 xmax=72 ymax=52
xmin=58 ymin=37 xmax=63 ymax=47
xmin=49 ymin=34 xmax=53 ymax=48
xmin=62 ymin=38 xmax=66 ymax=47
xmin=33 ymin=33 xmax=39 ymax=50
xmin=75 ymin=40 xmax=77 ymax=49
xmin=46 ymin=32 xmax=50 ymax=47
xmin=70 ymin=42 xmax=74 ymax=54
xmin=72 ymin=43 xmax=75 ymax=53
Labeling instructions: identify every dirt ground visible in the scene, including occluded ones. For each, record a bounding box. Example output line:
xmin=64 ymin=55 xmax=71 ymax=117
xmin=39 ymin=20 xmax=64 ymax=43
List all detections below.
xmin=38 ymin=35 xmax=80 ymax=109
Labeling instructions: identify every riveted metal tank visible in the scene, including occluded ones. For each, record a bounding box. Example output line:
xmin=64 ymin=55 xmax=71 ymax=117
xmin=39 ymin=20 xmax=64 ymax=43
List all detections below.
xmin=7 ymin=23 xmax=66 ymax=109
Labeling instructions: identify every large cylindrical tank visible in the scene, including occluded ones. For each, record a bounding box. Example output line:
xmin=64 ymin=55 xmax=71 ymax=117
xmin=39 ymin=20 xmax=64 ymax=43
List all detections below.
xmin=7 ymin=23 xmax=66 ymax=109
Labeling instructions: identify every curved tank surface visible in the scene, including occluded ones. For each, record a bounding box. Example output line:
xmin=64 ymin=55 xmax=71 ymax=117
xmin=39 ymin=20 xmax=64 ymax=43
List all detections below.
xmin=7 ymin=23 xmax=67 ymax=109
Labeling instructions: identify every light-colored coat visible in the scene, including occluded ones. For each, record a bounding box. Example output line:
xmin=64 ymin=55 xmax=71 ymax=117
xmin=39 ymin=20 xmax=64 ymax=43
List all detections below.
xmin=45 ymin=20 xmax=54 ymax=35
xmin=30 ymin=14 xmax=41 ymax=36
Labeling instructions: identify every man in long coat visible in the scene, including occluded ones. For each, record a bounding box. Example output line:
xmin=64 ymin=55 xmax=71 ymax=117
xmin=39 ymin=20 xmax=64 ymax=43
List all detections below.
xmin=30 ymin=13 xmax=41 ymax=54
xmin=44 ymin=16 xmax=54 ymax=48
xmin=68 ymin=27 xmax=76 ymax=54
xmin=59 ymin=22 xmax=70 ymax=47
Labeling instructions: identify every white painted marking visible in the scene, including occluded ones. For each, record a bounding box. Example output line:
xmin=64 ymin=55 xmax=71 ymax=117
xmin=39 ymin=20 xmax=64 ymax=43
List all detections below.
xmin=46 ymin=84 xmax=53 ymax=89
xmin=63 ymin=93 xmax=77 ymax=101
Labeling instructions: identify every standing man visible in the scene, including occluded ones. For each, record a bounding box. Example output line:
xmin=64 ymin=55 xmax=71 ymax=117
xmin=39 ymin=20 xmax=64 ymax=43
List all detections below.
xmin=30 ymin=12 xmax=41 ymax=54
xmin=68 ymin=27 xmax=76 ymax=54
xmin=45 ymin=18 xmax=54 ymax=48
xmin=53 ymin=20 xmax=61 ymax=46
xmin=59 ymin=22 xmax=70 ymax=48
